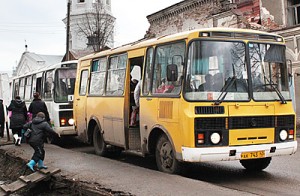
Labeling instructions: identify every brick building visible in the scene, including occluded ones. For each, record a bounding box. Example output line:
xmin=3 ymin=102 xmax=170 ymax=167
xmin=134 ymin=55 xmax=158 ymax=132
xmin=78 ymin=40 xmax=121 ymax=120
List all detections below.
xmin=146 ymin=0 xmax=300 ymax=120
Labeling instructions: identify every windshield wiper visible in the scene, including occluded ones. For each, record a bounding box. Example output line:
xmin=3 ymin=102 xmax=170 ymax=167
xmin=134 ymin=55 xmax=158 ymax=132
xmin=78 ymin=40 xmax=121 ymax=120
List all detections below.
xmin=264 ymin=77 xmax=287 ymax=104
xmin=214 ymin=76 xmax=237 ymax=105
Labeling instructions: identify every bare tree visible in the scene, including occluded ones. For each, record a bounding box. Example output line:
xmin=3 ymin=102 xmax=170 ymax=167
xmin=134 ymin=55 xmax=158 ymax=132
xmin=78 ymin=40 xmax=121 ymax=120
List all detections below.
xmin=76 ymin=1 xmax=115 ymax=52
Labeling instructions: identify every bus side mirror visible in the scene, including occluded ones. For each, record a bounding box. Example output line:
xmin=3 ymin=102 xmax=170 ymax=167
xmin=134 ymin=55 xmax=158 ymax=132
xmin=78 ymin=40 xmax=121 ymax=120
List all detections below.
xmin=167 ymin=64 xmax=178 ymax=82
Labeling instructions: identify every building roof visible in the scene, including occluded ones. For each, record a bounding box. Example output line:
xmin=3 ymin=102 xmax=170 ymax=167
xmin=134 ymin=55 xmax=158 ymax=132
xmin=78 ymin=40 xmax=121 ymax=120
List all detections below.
xmin=15 ymin=52 xmax=63 ymax=76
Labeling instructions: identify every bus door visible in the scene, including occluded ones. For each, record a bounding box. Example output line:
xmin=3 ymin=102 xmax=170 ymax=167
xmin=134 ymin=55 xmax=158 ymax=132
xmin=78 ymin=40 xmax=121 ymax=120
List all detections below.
xmin=33 ymin=72 xmax=43 ymax=96
xmin=102 ymin=54 xmax=127 ymax=146
xmin=127 ymin=57 xmax=143 ymax=150
xmin=74 ymin=69 xmax=89 ymax=138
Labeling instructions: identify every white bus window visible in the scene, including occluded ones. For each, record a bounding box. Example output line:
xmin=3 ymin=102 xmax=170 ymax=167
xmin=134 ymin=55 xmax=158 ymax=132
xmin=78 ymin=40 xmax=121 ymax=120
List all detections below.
xmin=25 ymin=76 xmax=32 ymax=101
xmin=13 ymin=79 xmax=19 ymax=98
xmin=44 ymin=70 xmax=54 ymax=99
xmin=90 ymin=58 xmax=107 ymax=96
xmin=79 ymin=70 xmax=89 ymax=96
xmin=19 ymin=78 xmax=25 ymax=99
xmin=55 ymin=68 xmax=77 ymax=102
xmin=31 ymin=75 xmax=37 ymax=96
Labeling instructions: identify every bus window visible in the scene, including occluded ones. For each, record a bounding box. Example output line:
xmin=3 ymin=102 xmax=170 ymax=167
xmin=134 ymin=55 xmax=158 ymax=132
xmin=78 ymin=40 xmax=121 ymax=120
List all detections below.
xmin=55 ymin=68 xmax=77 ymax=102
xmin=13 ymin=79 xmax=19 ymax=98
xmin=152 ymin=42 xmax=185 ymax=94
xmin=79 ymin=70 xmax=89 ymax=96
xmin=25 ymin=76 xmax=32 ymax=101
xmin=185 ymin=40 xmax=248 ymax=101
xmin=35 ymin=77 xmax=42 ymax=96
xmin=106 ymin=54 xmax=127 ymax=95
xmin=143 ymin=48 xmax=154 ymax=95
xmin=44 ymin=70 xmax=54 ymax=99
xmin=249 ymin=43 xmax=291 ymax=101
xmin=89 ymin=57 xmax=107 ymax=96
xmin=19 ymin=78 xmax=25 ymax=99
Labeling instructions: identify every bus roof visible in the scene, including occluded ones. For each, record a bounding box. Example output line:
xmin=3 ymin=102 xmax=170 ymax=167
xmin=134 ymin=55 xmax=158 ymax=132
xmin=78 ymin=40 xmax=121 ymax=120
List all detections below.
xmin=12 ymin=60 xmax=78 ymax=80
xmin=79 ymin=27 xmax=283 ymax=62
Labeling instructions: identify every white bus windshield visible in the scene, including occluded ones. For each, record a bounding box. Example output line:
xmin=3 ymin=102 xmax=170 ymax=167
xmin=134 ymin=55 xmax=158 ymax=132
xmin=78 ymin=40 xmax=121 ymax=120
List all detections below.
xmin=55 ymin=68 xmax=77 ymax=102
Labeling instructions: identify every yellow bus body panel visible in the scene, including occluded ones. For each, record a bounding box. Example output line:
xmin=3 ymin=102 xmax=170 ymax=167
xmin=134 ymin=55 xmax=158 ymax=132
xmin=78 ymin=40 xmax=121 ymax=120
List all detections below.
xmin=229 ymin=128 xmax=274 ymax=146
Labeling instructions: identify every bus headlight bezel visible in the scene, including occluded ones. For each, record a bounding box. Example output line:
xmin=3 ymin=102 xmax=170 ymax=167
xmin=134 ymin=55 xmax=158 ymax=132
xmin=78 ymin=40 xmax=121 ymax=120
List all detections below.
xmin=279 ymin=129 xmax=288 ymax=141
xmin=210 ymin=132 xmax=221 ymax=145
xmin=68 ymin=118 xmax=75 ymax=126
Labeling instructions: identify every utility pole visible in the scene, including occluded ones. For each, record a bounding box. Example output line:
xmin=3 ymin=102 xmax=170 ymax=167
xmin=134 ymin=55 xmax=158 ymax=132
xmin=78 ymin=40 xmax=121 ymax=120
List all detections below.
xmin=66 ymin=0 xmax=71 ymax=61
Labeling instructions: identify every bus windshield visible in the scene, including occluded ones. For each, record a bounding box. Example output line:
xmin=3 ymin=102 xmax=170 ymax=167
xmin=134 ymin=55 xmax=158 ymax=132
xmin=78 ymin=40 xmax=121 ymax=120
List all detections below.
xmin=185 ymin=40 xmax=248 ymax=101
xmin=55 ymin=68 xmax=77 ymax=102
xmin=249 ymin=43 xmax=291 ymax=101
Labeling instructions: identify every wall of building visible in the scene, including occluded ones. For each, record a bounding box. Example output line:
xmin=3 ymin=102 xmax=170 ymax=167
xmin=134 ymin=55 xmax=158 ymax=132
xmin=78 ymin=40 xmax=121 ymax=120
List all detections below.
xmin=147 ymin=0 xmax=217 ymax=37
xmin=146 ymin=0 xmax=271 ymax=38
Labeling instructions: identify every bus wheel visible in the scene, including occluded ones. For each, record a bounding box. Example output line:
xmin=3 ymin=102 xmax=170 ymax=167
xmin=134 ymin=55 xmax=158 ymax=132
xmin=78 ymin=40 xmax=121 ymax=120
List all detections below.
xmin=93 ymin=126 xmax=107 ymax=156
xmin=155 ymin=135 xmax=181 ymax=174
xmin=240 ymin=157 xmax=271 ymax=171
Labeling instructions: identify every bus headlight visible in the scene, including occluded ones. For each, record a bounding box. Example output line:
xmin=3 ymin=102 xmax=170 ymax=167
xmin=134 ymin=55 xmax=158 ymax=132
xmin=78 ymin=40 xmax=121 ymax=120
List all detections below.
xmin=279 ymin=129 xmax=288 ymax=141
xmin=210 ymin=132 xmax=221 ymax=145
xmin=68 ymin=118 xmax=75 ymax=126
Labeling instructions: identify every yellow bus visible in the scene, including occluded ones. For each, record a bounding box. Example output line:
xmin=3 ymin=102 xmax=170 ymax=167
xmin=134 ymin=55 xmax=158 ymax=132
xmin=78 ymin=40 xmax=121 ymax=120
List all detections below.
xmin=74 ymin=28 xmax=297 ymax=174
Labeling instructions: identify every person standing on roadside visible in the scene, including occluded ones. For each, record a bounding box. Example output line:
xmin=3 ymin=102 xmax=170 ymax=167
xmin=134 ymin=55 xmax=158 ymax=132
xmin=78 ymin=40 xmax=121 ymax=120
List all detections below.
xmin=24 ymin=112 xmax=59 ymax=172
xmin=28 ymin=92 xmax=50 ymax=123
xmin=0 ymin=98 xmax=5 ymax=138
xmin=7 ymin=96 xmax=27 ymax=145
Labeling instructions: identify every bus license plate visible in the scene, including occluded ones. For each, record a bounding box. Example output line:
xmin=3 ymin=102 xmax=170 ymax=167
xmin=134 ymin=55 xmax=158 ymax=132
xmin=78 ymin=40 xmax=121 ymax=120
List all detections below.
xmin=241 ymin=151 xmax=265 ymax=160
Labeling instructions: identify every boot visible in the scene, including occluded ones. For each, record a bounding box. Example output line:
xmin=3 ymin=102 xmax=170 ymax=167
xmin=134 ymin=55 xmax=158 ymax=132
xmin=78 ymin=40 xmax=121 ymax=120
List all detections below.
xmin=27 ymin=160 xmax=36 ymax=172
xmin=38 ymin=160 xmax=48 ymax=169
xmin=13 ymin=134 xmax=18 ymax=145
xmin=17 ymin=137 xmax=22 ymax=146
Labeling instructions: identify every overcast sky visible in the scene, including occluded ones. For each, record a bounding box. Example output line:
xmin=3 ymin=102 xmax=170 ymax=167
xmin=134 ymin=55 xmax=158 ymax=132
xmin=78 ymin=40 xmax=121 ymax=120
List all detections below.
xmin=0 ymin=0 xmax=181 ymax=73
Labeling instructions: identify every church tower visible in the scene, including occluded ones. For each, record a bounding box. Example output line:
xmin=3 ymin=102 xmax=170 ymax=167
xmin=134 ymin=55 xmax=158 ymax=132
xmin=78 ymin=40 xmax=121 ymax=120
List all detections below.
xmin=63 ymin=0 xmax=114 ymax=54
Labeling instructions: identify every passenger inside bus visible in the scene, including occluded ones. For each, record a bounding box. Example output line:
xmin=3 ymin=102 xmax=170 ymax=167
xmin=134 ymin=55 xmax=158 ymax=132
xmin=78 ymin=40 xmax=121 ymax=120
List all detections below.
xmin=198 ymin=73 xmax=213 ymax=91
xmin=156 ymin=78 xmax=175 ymax=93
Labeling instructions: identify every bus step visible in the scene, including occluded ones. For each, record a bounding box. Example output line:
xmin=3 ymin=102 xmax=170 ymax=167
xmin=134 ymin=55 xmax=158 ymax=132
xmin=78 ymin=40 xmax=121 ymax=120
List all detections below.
xmin=128 ymin=127 xmax=141 ymax=150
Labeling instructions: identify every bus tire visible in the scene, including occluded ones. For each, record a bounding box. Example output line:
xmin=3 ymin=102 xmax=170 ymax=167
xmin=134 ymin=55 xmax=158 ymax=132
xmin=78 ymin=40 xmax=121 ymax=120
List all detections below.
xmin=155 ymin=134 xmax=181 ymax=174
xmin=240 ymin=157 xmax=271 ymax=171
xmin=93 ymin=126 xmax=107 ymax=156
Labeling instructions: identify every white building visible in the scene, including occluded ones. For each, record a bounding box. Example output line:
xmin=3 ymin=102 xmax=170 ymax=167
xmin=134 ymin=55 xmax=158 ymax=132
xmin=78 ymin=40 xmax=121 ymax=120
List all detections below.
xmin=63 ymin=0 xmax=114 ymax=53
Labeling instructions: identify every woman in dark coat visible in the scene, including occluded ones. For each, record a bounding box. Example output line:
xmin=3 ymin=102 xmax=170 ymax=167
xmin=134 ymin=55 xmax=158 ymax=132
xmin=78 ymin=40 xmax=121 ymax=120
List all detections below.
xmin=23 ymin=112 xmax=58 ymax=172
xmin=28 ymin=92 xmax=50 ymax=122
xmin=7 ymin=96 xmax=27 ymax=145
xmin=0 ymin=99 xmax=5 ymax=138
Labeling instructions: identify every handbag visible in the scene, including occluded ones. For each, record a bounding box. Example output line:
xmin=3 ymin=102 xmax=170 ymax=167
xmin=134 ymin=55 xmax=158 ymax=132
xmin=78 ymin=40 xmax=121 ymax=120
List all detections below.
xmin=24 ymin=128 xmax=32 ymax=138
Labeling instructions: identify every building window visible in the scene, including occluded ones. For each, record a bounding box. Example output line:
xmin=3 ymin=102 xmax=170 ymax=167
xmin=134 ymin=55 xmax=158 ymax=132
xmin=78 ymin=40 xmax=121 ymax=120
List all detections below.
xmin=78 ymin=0 xmax=85 ymax=3
xmin=288 ymin=0 xmax=300 ymax=26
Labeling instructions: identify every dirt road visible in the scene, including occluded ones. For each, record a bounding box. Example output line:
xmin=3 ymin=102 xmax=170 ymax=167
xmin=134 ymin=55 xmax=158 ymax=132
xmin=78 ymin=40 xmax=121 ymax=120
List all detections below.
xmin=0 ymin=142 xmax=253 ymax=195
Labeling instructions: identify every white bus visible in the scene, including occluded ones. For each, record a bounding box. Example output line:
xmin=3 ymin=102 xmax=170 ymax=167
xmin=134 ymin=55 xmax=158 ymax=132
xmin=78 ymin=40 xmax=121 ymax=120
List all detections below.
xmin=11 ymin=60 xmax=78 ymax=139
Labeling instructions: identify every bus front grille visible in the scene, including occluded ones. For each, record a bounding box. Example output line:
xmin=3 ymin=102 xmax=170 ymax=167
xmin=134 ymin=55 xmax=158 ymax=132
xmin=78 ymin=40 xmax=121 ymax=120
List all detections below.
xmin=228 ymin=116 xmax=274 ymax=129
xmin=195 ymin=115 xmax=295 ymax=130
xmin=195 ymin=106 xmax=224 ymax=114
xmin=195 ymin=117 xmax=226 ymax=129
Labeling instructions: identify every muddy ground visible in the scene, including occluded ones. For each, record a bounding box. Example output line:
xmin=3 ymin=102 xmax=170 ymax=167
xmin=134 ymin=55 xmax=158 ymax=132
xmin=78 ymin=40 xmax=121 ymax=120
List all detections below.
xmin=0 ymin=148 xmax=129 ymax=196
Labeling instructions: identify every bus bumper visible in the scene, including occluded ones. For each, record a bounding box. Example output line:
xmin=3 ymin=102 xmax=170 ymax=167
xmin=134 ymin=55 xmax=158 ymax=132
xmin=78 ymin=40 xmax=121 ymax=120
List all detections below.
xmin=54 ymin=126 xmax=77 ymax=136
xmin=181 ymin=141 xmax=297 ymax=162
